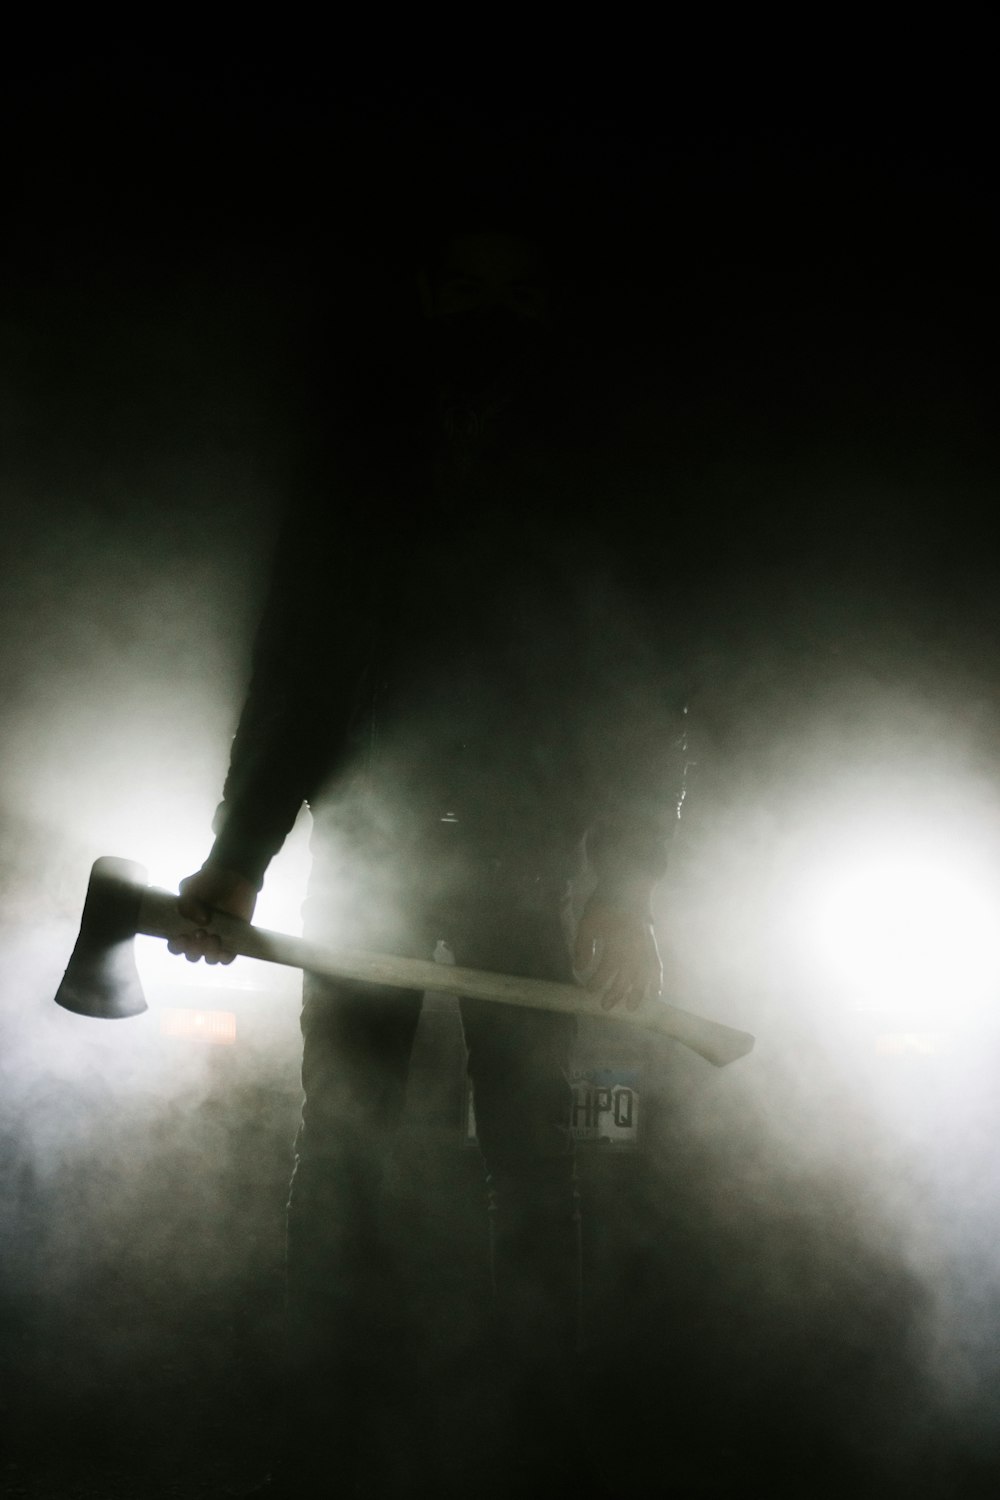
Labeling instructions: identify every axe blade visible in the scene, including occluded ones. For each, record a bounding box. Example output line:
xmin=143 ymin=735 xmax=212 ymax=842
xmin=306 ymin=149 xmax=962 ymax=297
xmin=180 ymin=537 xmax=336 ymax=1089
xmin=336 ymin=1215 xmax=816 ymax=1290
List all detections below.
xmin=54 ymin=857 xmax=150 ymax=1019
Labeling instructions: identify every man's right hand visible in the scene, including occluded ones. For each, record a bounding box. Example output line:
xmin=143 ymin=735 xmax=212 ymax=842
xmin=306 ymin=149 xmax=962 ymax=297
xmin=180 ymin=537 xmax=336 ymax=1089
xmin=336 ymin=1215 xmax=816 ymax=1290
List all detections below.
xmin=167 ymin=864 xmax=258 ymax=965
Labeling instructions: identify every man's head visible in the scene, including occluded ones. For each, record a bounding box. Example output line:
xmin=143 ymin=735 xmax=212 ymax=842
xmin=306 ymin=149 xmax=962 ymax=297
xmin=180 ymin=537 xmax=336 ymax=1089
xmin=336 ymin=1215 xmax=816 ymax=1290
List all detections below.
xmin=418 ymin=229 xmax=552 ymax=324
xmin=416 ymin=223 xmax=558 ymax=396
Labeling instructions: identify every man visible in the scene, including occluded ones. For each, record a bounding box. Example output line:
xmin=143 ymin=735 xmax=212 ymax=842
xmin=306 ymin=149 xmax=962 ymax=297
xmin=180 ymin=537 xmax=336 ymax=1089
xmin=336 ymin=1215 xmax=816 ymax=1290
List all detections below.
xmin=172 ymin=206 xmax=687 ymax=1494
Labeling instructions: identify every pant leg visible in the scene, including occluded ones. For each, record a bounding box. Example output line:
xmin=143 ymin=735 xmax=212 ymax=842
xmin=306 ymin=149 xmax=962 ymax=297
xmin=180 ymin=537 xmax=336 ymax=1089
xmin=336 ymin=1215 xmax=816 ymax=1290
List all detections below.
xmin=284 ymin=971 xmax=424 ymax=1478
xmin=286 ymin=812 xmax=430 ymax=1371
xmin=461 ymin=996 xmax=581 ymax=1343
xmin=443 ymin=873 xmax=580 ymax=1341
xmin=443 ymin=880 xmax=584 ymax=1487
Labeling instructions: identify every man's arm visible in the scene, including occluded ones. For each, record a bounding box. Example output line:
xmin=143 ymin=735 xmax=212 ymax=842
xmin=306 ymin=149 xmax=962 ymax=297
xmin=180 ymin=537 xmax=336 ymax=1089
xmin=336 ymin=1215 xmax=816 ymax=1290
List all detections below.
xmin=170 ymin=478 xmax=383 ymax=961
xmin=571 ymin=682 xmax=689 ymax=1012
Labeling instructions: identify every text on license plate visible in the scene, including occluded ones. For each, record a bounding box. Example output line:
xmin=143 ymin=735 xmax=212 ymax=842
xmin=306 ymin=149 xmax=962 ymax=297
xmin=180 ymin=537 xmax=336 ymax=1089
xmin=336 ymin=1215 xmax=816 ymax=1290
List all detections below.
xmin=466 ymin=1065 xmax=641 ymax=1149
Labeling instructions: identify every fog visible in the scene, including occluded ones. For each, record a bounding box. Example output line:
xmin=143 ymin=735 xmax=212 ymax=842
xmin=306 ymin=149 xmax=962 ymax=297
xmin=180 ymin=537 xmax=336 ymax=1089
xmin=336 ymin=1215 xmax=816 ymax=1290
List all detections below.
xmin=0 ymin=259 xmax=312 ymax=1489
xmin=3 ymin=81 xmax=1000 ymax=1499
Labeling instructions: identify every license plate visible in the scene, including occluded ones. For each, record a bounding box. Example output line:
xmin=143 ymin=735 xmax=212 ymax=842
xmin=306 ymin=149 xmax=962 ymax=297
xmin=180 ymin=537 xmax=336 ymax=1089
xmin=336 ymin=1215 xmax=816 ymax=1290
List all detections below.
xmin=568 ymin=1065 xmax=641 ymax=1148
xmin=466 ymin=1063 xmax=642 ymax=1149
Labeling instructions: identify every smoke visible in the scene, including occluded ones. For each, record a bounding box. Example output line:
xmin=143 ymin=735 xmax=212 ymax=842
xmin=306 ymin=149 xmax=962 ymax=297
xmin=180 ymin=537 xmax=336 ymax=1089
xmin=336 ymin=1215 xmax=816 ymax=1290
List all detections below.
xmin=2 ymin=169 xmax=999 ymax=1500
xmin=624 ymin=553 xmax=1000 ymax=1491
xmin=0 ymin=251 xmax=314 ymax=1491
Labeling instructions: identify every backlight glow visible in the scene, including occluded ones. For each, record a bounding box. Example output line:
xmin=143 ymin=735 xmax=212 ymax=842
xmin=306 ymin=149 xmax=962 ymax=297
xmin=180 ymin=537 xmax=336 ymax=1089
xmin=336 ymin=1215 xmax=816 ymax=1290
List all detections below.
xmin=798 ymin=845 xmax=1000 ymax=1016
xmin=159 ymin=1008 xmax=237 ymax=1044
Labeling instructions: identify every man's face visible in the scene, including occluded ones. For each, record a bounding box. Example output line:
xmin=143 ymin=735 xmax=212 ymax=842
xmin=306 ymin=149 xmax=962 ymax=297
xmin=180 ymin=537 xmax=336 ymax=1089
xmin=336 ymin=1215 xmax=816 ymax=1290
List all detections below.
xmin=425 ymin=232 xmax=551 ymax=323
xmin=419 ymin=231 xmax=553 ymax=394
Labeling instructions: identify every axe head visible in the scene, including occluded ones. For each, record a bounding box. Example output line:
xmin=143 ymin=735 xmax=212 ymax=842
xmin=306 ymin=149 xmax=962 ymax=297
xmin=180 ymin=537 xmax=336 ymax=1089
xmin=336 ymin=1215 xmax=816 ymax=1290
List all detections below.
xmin=55 ymin=856 xmax=149 ymax=1020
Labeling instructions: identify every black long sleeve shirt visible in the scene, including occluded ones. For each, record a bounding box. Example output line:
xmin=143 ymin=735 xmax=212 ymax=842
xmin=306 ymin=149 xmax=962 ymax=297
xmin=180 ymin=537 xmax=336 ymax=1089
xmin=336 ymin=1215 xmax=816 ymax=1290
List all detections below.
xmin=208 ymin=349 xmax=690 ymax=896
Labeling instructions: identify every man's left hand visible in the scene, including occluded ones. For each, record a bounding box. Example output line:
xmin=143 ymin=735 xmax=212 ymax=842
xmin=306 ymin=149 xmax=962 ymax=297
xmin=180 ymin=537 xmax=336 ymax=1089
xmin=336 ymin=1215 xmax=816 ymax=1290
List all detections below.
xmin=573 ymin=898 xmax=664 ymax=1012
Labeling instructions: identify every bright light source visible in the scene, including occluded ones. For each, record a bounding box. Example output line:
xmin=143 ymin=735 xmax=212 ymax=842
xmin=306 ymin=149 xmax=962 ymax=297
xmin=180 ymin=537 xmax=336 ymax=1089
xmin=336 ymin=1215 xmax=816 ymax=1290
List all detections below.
xmin=160 ymin=1008 xmax=238 ymax=1044
xmin=873 ymin=1032 xmax=949 ymax=1056
xmin=794 ymin=842 xmax=1000 ymax=1017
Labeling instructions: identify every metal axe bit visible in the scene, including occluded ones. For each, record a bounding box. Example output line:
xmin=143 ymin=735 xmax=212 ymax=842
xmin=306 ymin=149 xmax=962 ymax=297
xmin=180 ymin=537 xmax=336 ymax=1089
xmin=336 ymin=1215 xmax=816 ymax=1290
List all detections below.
xmin=54 ymin=856 xmax=756 ymax=1068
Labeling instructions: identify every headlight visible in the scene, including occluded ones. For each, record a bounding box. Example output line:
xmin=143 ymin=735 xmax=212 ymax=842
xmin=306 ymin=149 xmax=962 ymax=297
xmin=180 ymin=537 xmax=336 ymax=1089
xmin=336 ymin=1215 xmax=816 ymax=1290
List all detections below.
xmin=791 ymin=836 xmax=1000 ymax=1018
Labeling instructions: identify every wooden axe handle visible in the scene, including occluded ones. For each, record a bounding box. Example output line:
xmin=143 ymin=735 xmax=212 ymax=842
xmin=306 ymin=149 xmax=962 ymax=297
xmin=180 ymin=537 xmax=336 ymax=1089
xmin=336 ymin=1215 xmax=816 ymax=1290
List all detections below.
xmin=140 ymin=886 xmax=754 ymax=1068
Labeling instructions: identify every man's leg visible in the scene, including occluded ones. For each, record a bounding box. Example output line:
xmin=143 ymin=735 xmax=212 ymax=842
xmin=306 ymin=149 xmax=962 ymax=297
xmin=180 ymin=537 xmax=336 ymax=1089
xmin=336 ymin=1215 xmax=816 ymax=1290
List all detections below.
xmin=452 ymin=889 xmax=583 ymax=1484
xmin=283 ymin=973 xmax=424 ymax=1486
xmin=462 ymin=1002 xmax=580 ymax=1333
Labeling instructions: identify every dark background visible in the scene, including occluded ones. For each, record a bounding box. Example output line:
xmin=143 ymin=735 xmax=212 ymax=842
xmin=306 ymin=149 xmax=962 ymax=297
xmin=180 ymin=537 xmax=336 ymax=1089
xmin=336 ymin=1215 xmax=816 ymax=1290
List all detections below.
xmin=3 ymin=42 xmax=1000 ymax=1499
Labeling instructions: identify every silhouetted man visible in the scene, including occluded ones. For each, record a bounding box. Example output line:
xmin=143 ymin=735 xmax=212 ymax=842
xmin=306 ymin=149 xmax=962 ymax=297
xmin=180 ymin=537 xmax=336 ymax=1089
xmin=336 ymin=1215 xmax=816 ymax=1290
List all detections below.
xmin=171 ymin=204 xmax=686 ymax=1496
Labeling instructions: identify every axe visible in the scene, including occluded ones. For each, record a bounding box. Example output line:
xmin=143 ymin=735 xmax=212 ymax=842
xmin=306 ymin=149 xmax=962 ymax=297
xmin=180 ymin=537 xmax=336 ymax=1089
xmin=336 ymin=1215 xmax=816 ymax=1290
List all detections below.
xmin=54 ymin=856 xmax=755 ymax=1068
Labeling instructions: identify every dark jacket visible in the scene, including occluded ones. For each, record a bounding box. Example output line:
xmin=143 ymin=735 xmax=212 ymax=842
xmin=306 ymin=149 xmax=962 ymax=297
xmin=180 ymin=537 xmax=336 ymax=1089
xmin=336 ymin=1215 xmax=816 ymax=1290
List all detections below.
xmin=208 ymin=334 xmax=689 ymax=898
